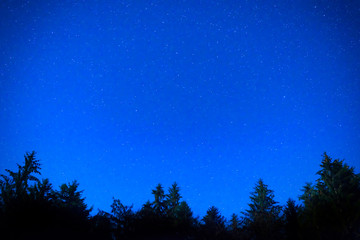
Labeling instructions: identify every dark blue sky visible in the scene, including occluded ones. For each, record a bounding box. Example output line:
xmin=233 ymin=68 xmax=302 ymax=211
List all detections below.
xmin=1 ymin=0 xmax=359 ymax=218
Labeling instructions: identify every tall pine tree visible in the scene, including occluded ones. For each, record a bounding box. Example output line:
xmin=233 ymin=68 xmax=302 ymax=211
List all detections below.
xmin=299 ymin=153 xmax=360 ymax=240
xmin=151 ymin=183 xmax=166 ymax=216
xmin=242 ymin=179 xmax=281 ymax=240
xmin=165 ymin=182 xmax=182 ymax=217
xmin=0 ymin=151 xmax=41 ymax=203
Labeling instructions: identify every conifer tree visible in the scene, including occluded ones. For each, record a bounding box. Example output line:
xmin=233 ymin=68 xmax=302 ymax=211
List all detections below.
xmin=29 ymin=178 xmax=53 ymax=201
xmin=111 ymin=198 xmax=134 ymax=224
xmin=151 ymin=183 xmax=165 ymax=215
xmin=175 ymin=201 xmax=193 ymax=224
xmin=316 ymin=153 xmax=360 ymax=203
xmin=299 ymin=182 xmax=315 ymax=206
xmin=299 ymin=153 xmax=360 ymax=239
xmin=175 ymin=201 xmax=193 ymax=222
xmin=139 ymin=200 xmax=154 ymax=218
xmin=0 ymin=151 xmax=41 ymax=203
xmin=91 ymin=210 xmax=113 ymax=240
xmin=229 ymin=213 xmax=240 ymax=232
xmin=283 ymin=198 xmax=300 ymax=240
xmin=165 ymin=182 xmax=182 ymax=217
xmin=243 ymin=179 xmax=281 ymax=240
xmin=110 ymin=198 xmax=135 ymax=238
xmin=202 ymin=206 xmax=226 ymax=239
xmin=55 ymin=180 xmax=92 ymax=218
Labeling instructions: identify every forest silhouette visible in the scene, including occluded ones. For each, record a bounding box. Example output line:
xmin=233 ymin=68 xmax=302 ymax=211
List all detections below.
xmin=0 ymin=151 xmax=359 ymax=240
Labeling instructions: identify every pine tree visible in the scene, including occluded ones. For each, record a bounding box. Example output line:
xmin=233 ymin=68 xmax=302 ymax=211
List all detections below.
xmin=202 ymin=206 xmax=226 ymax=239
xmin=0 ymin=151 xmax=43 ymax=238
xmin=229 ymin=213 xmax=240 ymax=232
xmin=139 ymin=200 xmax=154 ymax=218
xmin=299 ymin=182 xmax=315 ymax=206
xmin=175 ymin=201 xmax=194 ymax=227
xmin=91 ymin=210 xmax=113 ymax=240
xmin=0 ymin=151 xmax=41 ymax=203
xmin=299 ymin=153 xmax=360 ymax=239
xmin=165 ymin=182 xmax=182 ymax=217
xmin=174 ymin=201 xmax=194 ymax=235
xmin=110 ymin=198 xmax=135 ymax=238
xmin=283 ymin=198 xmax=300 ymax=240
xmin=151 ymin=183 xmax=165 ymax=215
xmin=175 ymin=201 xmax=193 ymax=222
xmin=29 ymin=178 xmax=54 ymax=201
xmin=55 ymin=180 xmax=92 ymax=218
xmin=316 ymin=153 xmax=360 ymax=203
xmin=137 ymin=200 xmax=157 ymax=236
xmin=243 ymin=179 xmax=281 ymax=240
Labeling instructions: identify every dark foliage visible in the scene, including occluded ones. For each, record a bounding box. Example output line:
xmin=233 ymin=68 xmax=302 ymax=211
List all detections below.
xmin=166 ymin=182 xmax=182 ymax=217
xmin=283 ymin=198 xmax=300 ymax=240
xmin=1 ymin=151 xmax=359 ymax=240
xmin=241 ymin=179 xmax=282 ymax=240
xmin=200 ymin=206 xmax=227 ymax=240
xmin=299 ymin=152 xmax=360 ymax=240
xmin=228 ymin=213 xmax=241 ymax=239
xmin=0 ymin=152 xmax=94 ymax=240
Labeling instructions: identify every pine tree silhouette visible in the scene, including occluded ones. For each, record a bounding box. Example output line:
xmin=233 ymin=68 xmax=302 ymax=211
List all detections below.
xmin=152 ymin=183 xmax=166 ymax=216
xmin=202 ymin=206 xmax=226 ymax=239
xmin=165 ymin=182 xmax=182 ymax=217
xmin=299 ymin=153 xmax=360 ymax=240
xmin=283 ymin=198 xmax=300 ymax=240
xmin=1 ymin=151 xmax=359 ymax=240
xmin=242 ymin=179 xmax=281 ymax=240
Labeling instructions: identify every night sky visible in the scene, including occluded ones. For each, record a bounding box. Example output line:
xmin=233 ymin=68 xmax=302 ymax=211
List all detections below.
xmin=1 ymin=0 xmax=360 ymax=218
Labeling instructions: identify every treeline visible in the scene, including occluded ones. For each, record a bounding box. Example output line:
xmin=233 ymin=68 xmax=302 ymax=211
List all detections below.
xmin=0 ymin=152 xmax=359 ymax=240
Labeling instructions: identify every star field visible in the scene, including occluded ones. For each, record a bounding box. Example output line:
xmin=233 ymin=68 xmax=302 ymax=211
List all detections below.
xmin=0 ymin=0 xmax=359 ymax=218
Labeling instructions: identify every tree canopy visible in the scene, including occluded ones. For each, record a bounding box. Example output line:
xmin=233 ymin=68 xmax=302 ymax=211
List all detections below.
xmin=299 ymin=152 xmax=360 ymax=239
xmin=0 ymin=151 xmax=359 ymax=240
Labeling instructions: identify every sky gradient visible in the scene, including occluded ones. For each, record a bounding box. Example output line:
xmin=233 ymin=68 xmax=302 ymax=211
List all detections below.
xmin=1 ymin=0 xmax=360 ymax=218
